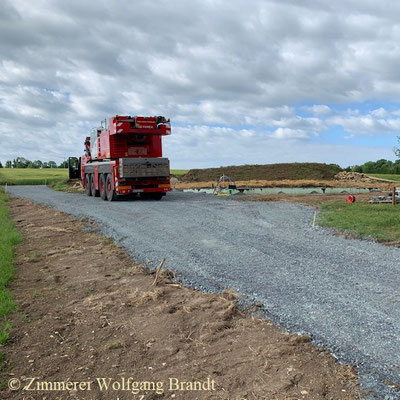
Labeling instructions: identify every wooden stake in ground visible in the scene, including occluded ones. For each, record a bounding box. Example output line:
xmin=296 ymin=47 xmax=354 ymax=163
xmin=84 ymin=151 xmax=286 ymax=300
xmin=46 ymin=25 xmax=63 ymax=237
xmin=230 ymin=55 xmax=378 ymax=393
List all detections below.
xmin=312 ymin=206 xmax=318 ymax=227
xmin=393 ymin=186 xmax=396 ymax=206
xmin=152 ymin=257 xmax=166 ymax=286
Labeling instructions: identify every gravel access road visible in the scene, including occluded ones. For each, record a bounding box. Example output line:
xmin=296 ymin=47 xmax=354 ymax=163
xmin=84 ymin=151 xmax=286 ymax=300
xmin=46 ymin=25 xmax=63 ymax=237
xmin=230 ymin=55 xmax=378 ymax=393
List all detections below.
xmin=7 ymin=186 xmax=400 ymax=399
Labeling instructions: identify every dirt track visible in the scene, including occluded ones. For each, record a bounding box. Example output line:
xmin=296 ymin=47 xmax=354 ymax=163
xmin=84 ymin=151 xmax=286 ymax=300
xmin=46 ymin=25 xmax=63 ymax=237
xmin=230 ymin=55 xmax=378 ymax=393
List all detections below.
xmin=0 ymin=198 xmax=362 ymax=399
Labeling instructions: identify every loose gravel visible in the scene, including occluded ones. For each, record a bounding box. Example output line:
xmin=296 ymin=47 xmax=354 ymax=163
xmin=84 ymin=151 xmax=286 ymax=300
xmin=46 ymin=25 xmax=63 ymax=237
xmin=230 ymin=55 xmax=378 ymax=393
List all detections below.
xmin=6 ymin=186 xmax=400 ymax=399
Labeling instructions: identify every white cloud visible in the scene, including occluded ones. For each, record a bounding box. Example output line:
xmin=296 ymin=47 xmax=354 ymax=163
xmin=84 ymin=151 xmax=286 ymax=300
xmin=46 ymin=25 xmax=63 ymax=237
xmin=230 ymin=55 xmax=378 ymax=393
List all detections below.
xmin=270 ymin=128 xmax=310 ymax=140
xmin=303 ymin=105 xmax=333 ymax=116
xmin=328 ymin=114 xmax=400 ymax=135
xmin=1 ymin=0 xmax=400 ymax=167
xmin=371 ymin=108 xmax=389 ymax=118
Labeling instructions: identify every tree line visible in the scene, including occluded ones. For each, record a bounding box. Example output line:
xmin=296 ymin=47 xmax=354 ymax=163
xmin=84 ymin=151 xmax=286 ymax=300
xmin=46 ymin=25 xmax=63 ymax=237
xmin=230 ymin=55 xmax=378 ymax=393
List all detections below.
xmin=1 ymin=157 xmax=399 ymax=174
xmin=0 ymin=157 xmax=68 ymax=169
xmin=345 ymin=159 xmax=400 ymax=174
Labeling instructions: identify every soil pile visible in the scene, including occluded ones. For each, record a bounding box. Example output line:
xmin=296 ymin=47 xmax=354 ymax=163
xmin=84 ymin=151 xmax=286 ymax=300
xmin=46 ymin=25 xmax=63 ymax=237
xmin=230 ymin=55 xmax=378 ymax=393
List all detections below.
xmin=182 ymin=163 xmax=342 ymax=182
xmin=334 ymin=171 xmax=376 ymax=183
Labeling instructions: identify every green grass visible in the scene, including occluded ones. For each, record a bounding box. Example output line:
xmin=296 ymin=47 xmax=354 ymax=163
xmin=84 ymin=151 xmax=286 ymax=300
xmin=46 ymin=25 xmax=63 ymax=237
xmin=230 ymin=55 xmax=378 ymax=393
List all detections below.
xmin=170 ymin=169 xmax=189 ymax=177
xmin=51 ymin=181 xmax=72 ymax=191
xmin=318 ymin=202 xmax=400 ymax=243
xmin=0 ymin=168 xmax=68 ymax=185
xmin=0 ymin=188 xmax=22 ymax=368
xmin=368 ymin=173 xmax=400 ymax=182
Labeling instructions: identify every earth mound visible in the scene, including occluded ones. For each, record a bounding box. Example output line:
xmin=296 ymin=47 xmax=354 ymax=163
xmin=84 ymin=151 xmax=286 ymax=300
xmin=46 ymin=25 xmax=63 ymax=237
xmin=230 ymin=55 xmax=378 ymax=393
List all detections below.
xmin=181 ymin=163 xmax=342 ymax=182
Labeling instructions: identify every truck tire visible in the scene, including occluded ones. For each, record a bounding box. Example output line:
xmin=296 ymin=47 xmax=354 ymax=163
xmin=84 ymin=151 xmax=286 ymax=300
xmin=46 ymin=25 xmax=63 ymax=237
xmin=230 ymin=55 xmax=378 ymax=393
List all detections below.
xmin=106 ymin=174 xmax=117 ymax=202
xmin=91 ymin=174 xmax=99 ymax=197
xmin=100 ymin=174 xmax=107 ymax=201
xmin=85 ymin=174 xmax=92 ymax=196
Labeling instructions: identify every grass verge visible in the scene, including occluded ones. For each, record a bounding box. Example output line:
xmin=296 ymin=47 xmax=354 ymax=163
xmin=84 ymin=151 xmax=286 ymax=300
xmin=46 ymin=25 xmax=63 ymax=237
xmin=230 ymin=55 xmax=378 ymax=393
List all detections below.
xmin=51 ymin=181 xmax=73 ymax=191
xmin=49 ymin=180 xmax=84 ymax=194
xmin=368 ymin=173 xmax=400 ymax=182
xmin=318 ymin=202 xmax=400 ymax=244
xmin=0 ymin=188 xmax=22 ymax=367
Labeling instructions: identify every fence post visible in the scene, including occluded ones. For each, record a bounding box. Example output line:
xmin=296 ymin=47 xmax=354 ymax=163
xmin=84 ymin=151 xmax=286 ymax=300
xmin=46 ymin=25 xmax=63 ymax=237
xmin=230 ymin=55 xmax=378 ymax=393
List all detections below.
xmin=393 ymin=186 xmax=396 ymax=206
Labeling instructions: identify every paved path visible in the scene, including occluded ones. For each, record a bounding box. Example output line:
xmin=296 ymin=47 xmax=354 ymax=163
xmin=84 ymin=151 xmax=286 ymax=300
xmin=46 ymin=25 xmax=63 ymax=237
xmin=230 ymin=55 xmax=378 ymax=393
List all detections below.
xmin=7 ymin=186 xmax=400 ymax=399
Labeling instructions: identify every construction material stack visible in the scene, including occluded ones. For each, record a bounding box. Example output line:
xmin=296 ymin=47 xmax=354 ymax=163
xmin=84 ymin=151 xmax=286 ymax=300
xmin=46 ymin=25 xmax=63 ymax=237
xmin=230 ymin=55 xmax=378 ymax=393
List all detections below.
xmin=69 ymin=115 xmax=172 ymax=201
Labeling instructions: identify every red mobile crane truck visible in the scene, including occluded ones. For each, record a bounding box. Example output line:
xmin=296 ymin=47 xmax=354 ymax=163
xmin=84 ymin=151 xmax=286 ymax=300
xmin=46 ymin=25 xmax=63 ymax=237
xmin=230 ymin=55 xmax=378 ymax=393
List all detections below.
xmin=68 ymin=115 xmax=172 ymax=201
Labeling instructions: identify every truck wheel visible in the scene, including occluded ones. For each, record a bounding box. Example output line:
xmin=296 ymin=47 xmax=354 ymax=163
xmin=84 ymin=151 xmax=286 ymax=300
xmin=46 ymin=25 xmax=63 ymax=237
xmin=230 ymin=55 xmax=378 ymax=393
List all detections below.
xmin=100 ymin=174 xmax=107 ymax=201
xmin=85 ymin=174 xmax=92 ymax=196
xmin=91 ymin=174 xmax=99 ymax=197
xmin=106 ymin=174 xmax=117 ymax=201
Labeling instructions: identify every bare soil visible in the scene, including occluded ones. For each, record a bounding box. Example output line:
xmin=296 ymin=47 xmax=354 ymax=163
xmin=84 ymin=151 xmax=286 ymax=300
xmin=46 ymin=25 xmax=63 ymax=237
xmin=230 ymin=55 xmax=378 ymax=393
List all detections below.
xmin=240 ymin=192 xmax=382 ymax=206
xmin=174 ymin=179 xmax=391 ymax=191
xmin=0 ymin=198 xmax=362 ymax=400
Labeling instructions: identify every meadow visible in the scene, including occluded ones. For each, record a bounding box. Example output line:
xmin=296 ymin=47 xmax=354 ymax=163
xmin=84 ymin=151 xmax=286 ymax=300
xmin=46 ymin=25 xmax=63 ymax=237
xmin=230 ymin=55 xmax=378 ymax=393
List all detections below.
xmin=0 ymin=168 xmax=68 ymax=185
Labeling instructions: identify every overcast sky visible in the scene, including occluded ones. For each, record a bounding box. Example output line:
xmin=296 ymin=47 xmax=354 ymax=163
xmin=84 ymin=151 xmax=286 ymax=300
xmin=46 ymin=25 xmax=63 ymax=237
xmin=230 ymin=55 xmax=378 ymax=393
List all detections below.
xmin=1 ymin=0 xmax=400 ymax=168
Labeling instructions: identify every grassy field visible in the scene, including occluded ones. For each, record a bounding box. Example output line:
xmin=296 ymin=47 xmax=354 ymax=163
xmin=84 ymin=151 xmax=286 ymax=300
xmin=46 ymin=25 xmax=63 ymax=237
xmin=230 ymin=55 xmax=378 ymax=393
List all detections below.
xmin=368 ymin=173 xmax=400 ymax=182
xmin=0 ymin=168 xmax=68 ymax=185
xmin=318 ymin=202 xmax=400 ymax=244
xmin=0 ymin=188 xmax=22 ymax=368
xmin=171 ymin=169 xmax=189 ymax=177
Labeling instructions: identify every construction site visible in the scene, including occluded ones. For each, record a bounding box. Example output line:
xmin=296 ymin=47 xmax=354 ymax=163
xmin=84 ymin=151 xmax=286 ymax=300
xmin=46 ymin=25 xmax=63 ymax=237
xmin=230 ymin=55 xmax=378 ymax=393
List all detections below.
xmin=0 ymin=115 xmax=399 ymax=400
xmin=1 ymin=2 xmax=400 ymax=398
